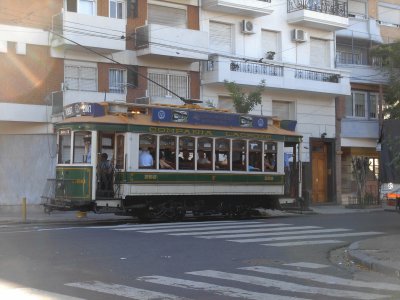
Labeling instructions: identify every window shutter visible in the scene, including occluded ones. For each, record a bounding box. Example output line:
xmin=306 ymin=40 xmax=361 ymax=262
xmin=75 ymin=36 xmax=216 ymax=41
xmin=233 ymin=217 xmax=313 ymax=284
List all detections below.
xmin=378 ymin=5 xmax=400 ymax=25
xmin=310 ymin=38 xmax=329 ymax=68
xmin=262 ymin=30 xmax=279 ymax=60
xmin=209 ymin=22 xmax=233 ymax=54
xmin=348 ymin=0 xmax=367 ymax=17
xmin=148 ymin=4 xmax=186 ymax=28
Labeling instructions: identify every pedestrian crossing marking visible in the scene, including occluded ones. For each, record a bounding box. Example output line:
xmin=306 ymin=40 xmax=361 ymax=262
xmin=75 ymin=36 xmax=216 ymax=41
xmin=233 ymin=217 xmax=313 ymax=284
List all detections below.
xmin=137 ymin=275 xmax=308 ymax=300
xmin=284 ymin=262 xmax=329 ymax=269
xmin=264 ymin=240 xmax=344 ymax=246
xmin=0 ymin=287 xmax=84 ymax=300
xmin=114 ymin=221 xmax=273 ymax=231
xmin=187 ymin=270 xmax=387 ymax=300
xmin=66 ymin=281 xmax=189 ymax=300
xmin=198 ymin=228 xmax=351 ymax=239
xmin=132 ymin=223 xmax=290 ymax=234
xmin=171 ymin=225 xmax=321 ymax=236
xmin=63 ymin=261 xmax=399 ymax=300
xmin=241 ymin=266 xmax=400 ymax=291
xmin=229 ymin=231 xmax=383 ymax=243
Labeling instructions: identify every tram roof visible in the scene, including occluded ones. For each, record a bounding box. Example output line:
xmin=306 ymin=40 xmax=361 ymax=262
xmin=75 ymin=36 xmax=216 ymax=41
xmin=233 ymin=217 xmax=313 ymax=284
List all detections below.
xmin=57 ymin=102 xmax=302 ymax=140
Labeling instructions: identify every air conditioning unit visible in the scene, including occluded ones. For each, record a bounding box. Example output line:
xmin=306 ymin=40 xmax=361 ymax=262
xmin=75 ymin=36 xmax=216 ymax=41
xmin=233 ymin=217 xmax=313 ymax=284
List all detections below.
xmin=134 ymin=97 xmax=150 ymax=105
xmin=241 ymin=20 xmax=255 ymax=34
xmin=291 ymin=29 xmax=307 ymax=42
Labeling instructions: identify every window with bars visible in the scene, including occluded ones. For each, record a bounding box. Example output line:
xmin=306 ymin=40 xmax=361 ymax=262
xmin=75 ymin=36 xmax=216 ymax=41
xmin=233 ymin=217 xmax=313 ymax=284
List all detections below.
xmin=148 ymin=72 xmax=189 ymax=100
xmin=65 ymin=65 xmax=97 ymax=91
xmin=345 ymin=91 xmax=378 ymax=119
xmin=109 ymin=69 xmax=126 ymax=93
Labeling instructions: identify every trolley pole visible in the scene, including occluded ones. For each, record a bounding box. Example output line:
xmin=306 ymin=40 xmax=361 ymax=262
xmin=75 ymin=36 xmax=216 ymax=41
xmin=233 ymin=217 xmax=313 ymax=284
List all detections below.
xmin=22 ymin=197 xmax=27 ymax=222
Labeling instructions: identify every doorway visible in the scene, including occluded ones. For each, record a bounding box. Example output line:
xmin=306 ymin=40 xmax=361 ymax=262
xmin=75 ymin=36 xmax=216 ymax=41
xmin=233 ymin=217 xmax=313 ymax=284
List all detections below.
xmin=311 ymin=139 xmax=335 ymax=203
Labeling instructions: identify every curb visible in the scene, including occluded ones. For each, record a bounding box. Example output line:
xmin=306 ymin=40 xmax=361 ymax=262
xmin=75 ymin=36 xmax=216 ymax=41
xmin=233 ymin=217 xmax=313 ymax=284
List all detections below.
xmin=348 ymin=241 xmax=400 ymax=279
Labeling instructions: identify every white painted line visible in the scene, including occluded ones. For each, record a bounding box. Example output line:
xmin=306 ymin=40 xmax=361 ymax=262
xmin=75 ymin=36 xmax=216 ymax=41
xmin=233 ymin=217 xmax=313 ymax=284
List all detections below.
xmin=229 ymin=231 xmax=383 ymax=243
xmin=115 ymin=221 xmax=267 ymax=231
xmin=137 ymin=223 xmax=291 ymax=234
xmin=241 ymin=266 xmax=400 ymax=291
xmin=138 ymin=275 xmax=308 ymax=300
xmin=171 ymin=226 xmax=320 ymax=236
xmin=264 ymin=240 xmax=344 ymax=247
xmin=0 ymin=287 xmax=84 ymax=299
xmin=198 ymin=228 xmax=351 ymax=239
xmin=188 ymin=270 xmax=387 ymax=300
xmin=66 ymin=281 xmax=189 ymax=300
xmin=284 ymin=262 xmax=329 ymax=269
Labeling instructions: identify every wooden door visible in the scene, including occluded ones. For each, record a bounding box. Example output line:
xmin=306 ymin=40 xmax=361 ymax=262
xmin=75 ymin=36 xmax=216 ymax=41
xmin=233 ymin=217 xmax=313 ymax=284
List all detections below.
xmin=312 ymin=142 xmax=327 ymax=203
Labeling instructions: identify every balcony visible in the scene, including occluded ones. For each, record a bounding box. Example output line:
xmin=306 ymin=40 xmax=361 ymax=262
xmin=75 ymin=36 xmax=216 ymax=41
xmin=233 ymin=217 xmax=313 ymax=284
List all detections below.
xmin=202 ymin=55 xmax=350 ymax=96
xmin=51 ymin=90 xmax=127 ymax=115
xmin=135 ymin=24 xmax=209 ymax=62
xmin=336 ymin=18 xmax=382 ymax=44
xmin=287 ymin=0 xmax=348 ymax=31
xmin=202 ymin=0 xmax=274 ymax=17
xmin=50 ymin=11 xmax=126 ymax=53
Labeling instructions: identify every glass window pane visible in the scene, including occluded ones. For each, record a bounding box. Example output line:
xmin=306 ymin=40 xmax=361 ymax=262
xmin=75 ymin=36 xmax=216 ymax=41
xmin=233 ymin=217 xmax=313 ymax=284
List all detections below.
xmin=110 ymin=1 xmax=116 ymax=18
xmin=159 ymin=136 xmax=176 ymax=170
xmin=115 ymin=135 xmax=125 ymax=169
xmin=79 ymin=0 xmax=94 ymax=15
xmin=232 ymin=140 xmax=246 ymax=171
xmin=139 ymin=134 xmax=156 ymax=169
xmin=73 ymin=131 xmax=92 ymax=163
xmin=215 ymin=139 xmax=230 ymax=170
xmin=179 ymin=137 xmax=194 ymax=170
xmin=197 ymin=138 xmax=213 ymax=170
xmin=58 ymin=132 xmax=71 ymax=164
xmin=249 ymin=141 xmax=262 ymax=172
xmin=354 ymin=92 xmax=366 ymax=117
xmin=264 ymin=142 xmax=277 ymax=172
xmin=370 ymin=94 xmax=377 ymax=119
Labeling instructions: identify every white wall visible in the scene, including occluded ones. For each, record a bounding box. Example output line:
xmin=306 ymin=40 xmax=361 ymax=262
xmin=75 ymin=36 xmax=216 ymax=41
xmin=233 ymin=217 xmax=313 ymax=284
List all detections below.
xmin=0 ymin=134 xmax=56 ymax=205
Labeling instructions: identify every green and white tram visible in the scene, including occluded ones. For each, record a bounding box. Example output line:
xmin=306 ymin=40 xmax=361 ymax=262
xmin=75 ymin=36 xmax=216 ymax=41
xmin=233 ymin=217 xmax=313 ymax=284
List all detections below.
xmin=46 ymin=101 xmax=302 ymax=219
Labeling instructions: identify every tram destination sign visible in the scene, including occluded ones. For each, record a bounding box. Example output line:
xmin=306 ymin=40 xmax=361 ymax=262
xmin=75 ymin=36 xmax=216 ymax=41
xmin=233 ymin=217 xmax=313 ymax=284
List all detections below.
xmin=64 ymin=102 xmax=105 ymax=118
xmin=152 ymin=108 xmax=268 ymax=129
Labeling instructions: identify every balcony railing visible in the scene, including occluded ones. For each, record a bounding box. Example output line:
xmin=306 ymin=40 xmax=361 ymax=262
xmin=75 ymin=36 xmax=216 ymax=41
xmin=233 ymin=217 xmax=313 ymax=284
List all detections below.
xmin=229 ymin=61 xmax=284 ymax=77
xmin=288 ymin=0 xmax=347 ymax=17
xmin=294 ymin=69 xmax=340 ymax=83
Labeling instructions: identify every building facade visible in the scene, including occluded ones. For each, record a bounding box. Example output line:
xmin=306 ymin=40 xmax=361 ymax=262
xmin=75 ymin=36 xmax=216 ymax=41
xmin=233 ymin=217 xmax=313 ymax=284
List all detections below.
xmin=335 ymin=0 xmax=400 ymax=204
xmin=4 ymin=0 xmax=386 ymax=206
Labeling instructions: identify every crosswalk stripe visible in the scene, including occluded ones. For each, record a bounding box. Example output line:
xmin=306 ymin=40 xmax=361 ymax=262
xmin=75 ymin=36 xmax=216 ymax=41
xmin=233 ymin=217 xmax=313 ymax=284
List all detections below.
xmin=229 ymin=231 xmax=383 ymax=243
xmin=171 ymin=226 xmax=321 ymax=236
xmin=187 ymin=270 xmax=387 ymax=300
xmin=284 ymin=262 xmax=329 ymax=269
xmin=66 ymin=281 xmax=189 ymax=300
xmin=138 ymin=275 xmax=309 ymax=300
xmin=198 ymin=228 xmax=351 ymax=239
xmin=0 ymin=287 xmax=84 ymax=300
xmin=264 ymin=240 xmax=344 ymax=246
xmin=114 ymin=221 xmax=270 ymax=231
xmin=241 ymin=266 xmax=400 ymax=291
xmin=134 ymin=223 xmax=290 ymax=234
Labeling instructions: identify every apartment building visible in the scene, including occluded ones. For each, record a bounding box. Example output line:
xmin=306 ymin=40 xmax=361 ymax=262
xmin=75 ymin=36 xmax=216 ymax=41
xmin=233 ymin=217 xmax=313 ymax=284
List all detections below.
xmin=335 ymin=0 xmax=400 ymax=204
xmin=0 ymin=0 xmax=357 ymax=205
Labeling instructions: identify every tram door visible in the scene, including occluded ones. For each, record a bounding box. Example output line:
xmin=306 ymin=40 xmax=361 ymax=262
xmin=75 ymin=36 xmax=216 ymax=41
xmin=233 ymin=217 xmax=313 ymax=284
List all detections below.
xmin=97 ymin=132 xmax=115 ymax=198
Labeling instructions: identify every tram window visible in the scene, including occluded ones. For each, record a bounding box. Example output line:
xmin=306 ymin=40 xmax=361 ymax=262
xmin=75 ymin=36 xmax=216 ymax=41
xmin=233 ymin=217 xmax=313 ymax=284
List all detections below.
xmin=249 ymin=141 xmax=262 ymax=172
xmin=179 ymin=137 xmax=194 ymax=170
xmin=232 ymin=140 xmax=246 ymax=171
xmin=197 ymin=137 xmax=212 ymax=170
xmin=139 ymin=134 xmax=156 ymax=169
xmin=159 ymin=135 xmax=176 ymax=170
xmin=73 ymin=131 xmax=92 ymax=163
xmin=115 ymin=135 xmax=124 ymax=169
xmin=215 ymin=138 xmax=230 ymax=170
xmin=99 ymin=134 xmax=114 ymax=164
xmin=264 ymin=142 xmax=277 ymax=172
xmin=58 ymin=131 xmax=71 ymax=164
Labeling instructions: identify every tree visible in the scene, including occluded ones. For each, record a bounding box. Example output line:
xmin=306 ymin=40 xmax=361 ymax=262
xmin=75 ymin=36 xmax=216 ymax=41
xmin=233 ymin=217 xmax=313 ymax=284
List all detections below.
xmin=224 ymin=80 xmax=265 ymax=114
xmin=371 ymin=41 xmax=400 ymax=119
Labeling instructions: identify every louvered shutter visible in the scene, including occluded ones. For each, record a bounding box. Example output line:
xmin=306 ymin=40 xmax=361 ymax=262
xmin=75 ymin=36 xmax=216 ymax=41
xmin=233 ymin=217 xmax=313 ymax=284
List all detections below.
xmin=209 ymin=22 xmax=233 ymax=54
xmin=148 ymin=4 xmax=187 ymax=28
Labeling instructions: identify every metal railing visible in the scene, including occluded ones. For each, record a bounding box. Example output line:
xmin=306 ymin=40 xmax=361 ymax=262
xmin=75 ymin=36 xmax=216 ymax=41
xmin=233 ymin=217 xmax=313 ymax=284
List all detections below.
xmin=230 ymin=61 xmax=284 ymax=77
xmin=288 ymin=0 xmax=348 ymax=17
xmin=295 ymin=69 xmax=340 ymax=83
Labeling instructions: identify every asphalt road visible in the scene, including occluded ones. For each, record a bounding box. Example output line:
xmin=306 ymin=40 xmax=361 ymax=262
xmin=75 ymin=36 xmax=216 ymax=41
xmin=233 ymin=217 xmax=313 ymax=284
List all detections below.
xmin=1 ymin=211 xmax=400 ymax=299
